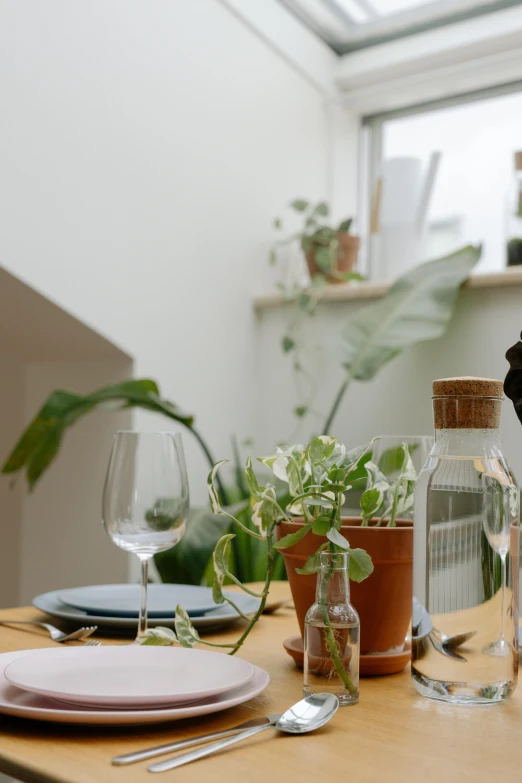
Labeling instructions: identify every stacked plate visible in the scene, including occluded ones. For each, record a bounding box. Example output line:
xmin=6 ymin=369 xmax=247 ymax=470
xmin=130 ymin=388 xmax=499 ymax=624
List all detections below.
xmin=33 ymin=584 xmax=260 ymax=632
xmin=0 ymin=646 xmax=269 ymax=725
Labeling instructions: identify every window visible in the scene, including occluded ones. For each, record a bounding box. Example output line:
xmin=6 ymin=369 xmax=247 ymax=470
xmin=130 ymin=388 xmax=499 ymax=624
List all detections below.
xmin=361 ymin=84 xmax=522 ymax=277
xmin=278 ymin=0 xmax=519 ymax=52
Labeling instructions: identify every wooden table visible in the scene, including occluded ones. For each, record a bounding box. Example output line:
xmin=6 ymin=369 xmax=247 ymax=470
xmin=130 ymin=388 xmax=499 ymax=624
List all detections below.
xmin=0 ymin=583 xmax=520 ymax=783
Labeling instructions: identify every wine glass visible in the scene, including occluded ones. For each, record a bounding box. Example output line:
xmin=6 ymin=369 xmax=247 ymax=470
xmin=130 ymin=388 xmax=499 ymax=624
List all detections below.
xmin=102 ymin=431 xmax=189 ymax=640
xmin=481 ymin=472 xmax=517 ymax=657
xmin=371 ymin=436 xmax=434 ymax=482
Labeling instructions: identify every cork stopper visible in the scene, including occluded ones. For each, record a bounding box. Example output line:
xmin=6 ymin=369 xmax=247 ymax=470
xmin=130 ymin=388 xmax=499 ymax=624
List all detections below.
xmin=515 ymin=151 xmax=522 ymax=171
xmin=432 ymin=376 xmax=503 ymax=429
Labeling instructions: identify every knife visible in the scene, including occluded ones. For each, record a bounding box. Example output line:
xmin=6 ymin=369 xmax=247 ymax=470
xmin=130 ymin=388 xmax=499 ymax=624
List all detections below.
xmin=112 ymin=714 xmax=282 ymax=765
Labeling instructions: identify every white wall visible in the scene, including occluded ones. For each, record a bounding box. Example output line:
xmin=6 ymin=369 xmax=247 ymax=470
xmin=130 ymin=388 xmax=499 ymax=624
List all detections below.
xmin=0 ymin=0 xmax=329 ymax=506
xmin=19 ymin=360 xmax=133 ymax=605
xmin=255 ymin=285 xmax=522 ymax=482
xmin=0 ymin=354 xmax=24 ymax=607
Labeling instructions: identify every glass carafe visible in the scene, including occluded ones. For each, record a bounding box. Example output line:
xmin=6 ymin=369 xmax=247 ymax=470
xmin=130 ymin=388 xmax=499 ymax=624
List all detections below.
xmin=304 ymin=551 xmax=360 ymax=706
xmin=412 ymin=377 xmax=519 ymax=704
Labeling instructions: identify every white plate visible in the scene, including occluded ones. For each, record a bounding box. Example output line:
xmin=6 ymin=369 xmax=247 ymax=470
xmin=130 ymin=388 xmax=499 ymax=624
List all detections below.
xmin=0 ymin=650 xmax=269 ymax=725
xmin=5 ymin=646 xmax=255 ymax=709
xmin=58 ymin=584 xmax=220 ymax=618
xmin=33 ymin=590 xmax=260 ymax=631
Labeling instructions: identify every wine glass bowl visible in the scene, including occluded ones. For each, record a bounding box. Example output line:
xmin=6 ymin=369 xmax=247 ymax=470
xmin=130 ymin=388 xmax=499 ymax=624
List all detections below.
xmin=102 ymin=431 xmax=189 ymax=639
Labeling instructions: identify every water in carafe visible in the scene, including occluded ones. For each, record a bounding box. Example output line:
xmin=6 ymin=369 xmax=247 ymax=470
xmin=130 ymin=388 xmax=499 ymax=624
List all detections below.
xmin=412 ymin=378 xmax=519 ymax=704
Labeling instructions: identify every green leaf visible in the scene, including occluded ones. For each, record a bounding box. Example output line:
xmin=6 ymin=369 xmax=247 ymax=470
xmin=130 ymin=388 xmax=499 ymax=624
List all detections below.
xmin=360 ymin=485 xmax=385 ymax=520
xmin=298 ymin=292 xmax=315 ymax=314
xmin=348 ymin=548 xmax=374 ymax=582
xmin=314 ymin=202 xmax=329 ymax=217
xmin=338 ymin=218 xmax=353 ymax=233
xmin=306 ymin=436 xmax=337 ymax=463
xmin=244 ymin=457 xmax=262 ymax=501
xmin=174 ymin=605 xmax=201 ymax=648
xmin=275 ymin=518 xmax=316 ymax=550
xmin=139 ymin=627 xmax=177 ymax=646
xmin=212 ymin=533 xmax=235 ymax=604
xmin=294 ymin=405 xmax=308 ymax=418
xmin=282 ymin=336 xmax=296 ymax=353
xmin=378 ymin=444 xmax=418 ymax=477
xmin=2 ymin=379 xmax=195 ymax=489
xmin=312 ymin=517 xmax=331 ymax=536
xmin=296 ymin=543 xmax=329 ymax=575
xmin=251 ymin=486 xmax=277 ymax=534
xmin=339 ymin=245 xmax=481 ymax=381
xmin=326 ymin=528 xmax=350 ymax=549
xmin=290 ymin=199 xmax=309 ymax=212
xmin=269 ymin=249 xmax=277 ymax=266
xmin=207 ymin=459 xmax=229 ymax=514
xmin=273 ymin=217 xmax=282 ymax=229
xmin=315 ymin=246 xmax=334 ymax=274
xmin=154 ymin=507 xmax=231 ymax=586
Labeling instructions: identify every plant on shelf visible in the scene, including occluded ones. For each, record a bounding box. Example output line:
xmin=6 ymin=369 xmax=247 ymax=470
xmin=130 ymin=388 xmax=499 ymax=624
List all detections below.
xmin=271 ymin=199 xmax=361 ymax=287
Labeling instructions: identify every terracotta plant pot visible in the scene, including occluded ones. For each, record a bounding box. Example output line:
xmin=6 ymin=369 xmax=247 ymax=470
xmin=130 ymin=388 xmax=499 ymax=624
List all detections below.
xmin=305 ymin=232 xmax=360 ymax=284
xmin=277 ymin=517 xmax=413 ymax=654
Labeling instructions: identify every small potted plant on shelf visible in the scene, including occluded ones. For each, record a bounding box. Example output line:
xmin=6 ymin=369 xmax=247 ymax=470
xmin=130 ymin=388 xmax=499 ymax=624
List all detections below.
xmin=271 ymin=199 xmax=360 ymax=284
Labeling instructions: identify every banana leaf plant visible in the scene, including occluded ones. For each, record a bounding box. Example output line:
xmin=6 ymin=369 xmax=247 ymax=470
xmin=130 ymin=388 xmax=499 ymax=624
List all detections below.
xmin=278 ymin=244 xmax=481 ymax=433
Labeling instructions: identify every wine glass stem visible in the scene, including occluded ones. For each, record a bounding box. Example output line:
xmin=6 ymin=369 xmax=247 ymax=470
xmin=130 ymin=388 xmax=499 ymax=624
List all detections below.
xmin=500 ymin=553 xmax=507 ymax=643
xmin=137 ymin=556 xmax=150 ymax=640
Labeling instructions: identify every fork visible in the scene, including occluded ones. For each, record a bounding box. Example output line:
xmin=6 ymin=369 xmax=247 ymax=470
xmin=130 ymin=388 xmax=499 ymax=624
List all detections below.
xmin=83 ymin=639 xmax=102 ymax=647
xmin=0 ymin=621 xmax=97 ymax=643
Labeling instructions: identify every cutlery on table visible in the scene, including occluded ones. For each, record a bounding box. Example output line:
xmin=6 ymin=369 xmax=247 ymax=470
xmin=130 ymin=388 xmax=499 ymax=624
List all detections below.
xmin=83 ymin=640 xmax=102 ymax=647
xmin=112 ymin=715 xmax=280 ymax=765
xmin=147 ymin=693 xmax=339 ymax=773
xmin=429 ymin=633 xmax=467 ymax=662
xmin=431 ymin=627 xmax=476 ymax=649
xmin=0 ymin=621 xmax=97 ymax=643
xmin=262 ymin=598 xmax=293 ymax=615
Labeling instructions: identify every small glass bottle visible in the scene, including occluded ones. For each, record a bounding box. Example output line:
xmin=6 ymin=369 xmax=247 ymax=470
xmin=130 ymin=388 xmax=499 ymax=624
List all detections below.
xmin=506 ymin=151 xmax=522 ymax=267
xmin=304 ymin=551 xmax=360 ymax=706
xmin=413 ymin=377 xmax=520 ymax=704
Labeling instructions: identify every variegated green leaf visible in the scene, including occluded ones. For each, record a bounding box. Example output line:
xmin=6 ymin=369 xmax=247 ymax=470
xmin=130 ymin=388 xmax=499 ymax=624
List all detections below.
xmin=139 ymin=626 xmax=177 ymax=646
xmin=212 ymin=533 xmax=235 ymax=604
xmin=174 ymin=605 xmax=201 ymax=648
xmin=244 ymin=457 xmax=262 ymax=501
xmin=207 ymin=459 xmax=229 ymax=514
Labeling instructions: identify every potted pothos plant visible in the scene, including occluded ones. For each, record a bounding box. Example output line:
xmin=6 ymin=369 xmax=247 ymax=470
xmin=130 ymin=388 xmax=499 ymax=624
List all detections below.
xmin=144 ymin=435 xmax=415 ymax=681
xmin=271 ymin=199 xmax=361 ymax=285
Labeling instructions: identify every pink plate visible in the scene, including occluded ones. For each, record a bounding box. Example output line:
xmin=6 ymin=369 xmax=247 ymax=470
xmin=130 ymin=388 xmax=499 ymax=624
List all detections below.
xmin=5 ymin=646 xmax=255 ymax=709
xmin=0 ymin=650 xmax=269 ymax=725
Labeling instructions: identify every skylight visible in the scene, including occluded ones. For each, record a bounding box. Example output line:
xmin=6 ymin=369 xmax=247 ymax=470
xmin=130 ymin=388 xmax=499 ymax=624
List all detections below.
xmin=279 ymin=0 xmax=521 ymax=53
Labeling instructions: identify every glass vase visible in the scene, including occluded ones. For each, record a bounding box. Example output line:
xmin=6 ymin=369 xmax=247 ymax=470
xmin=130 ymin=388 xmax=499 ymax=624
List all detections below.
xmin=303 ymin=551 xmax=360 ymax=706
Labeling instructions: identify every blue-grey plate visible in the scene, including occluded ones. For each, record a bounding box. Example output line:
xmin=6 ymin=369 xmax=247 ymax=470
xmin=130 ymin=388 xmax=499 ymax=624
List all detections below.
xmin=58 ymin=584 xmax=221 ymax=618
xmin=33 ymin=589 xmax=260 ymax=632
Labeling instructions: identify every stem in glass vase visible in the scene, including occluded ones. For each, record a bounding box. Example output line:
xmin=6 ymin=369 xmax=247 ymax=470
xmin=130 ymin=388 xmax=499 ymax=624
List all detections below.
xmin=137 ymin=556 xmax=150 ymax=640
xmin=500 ymin=553 xmax=507 ymax=643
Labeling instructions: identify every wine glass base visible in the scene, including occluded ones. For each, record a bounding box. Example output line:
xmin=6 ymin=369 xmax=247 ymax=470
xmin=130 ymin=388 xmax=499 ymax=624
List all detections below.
xmin=482 ymin=639 xmax=511 ymax=658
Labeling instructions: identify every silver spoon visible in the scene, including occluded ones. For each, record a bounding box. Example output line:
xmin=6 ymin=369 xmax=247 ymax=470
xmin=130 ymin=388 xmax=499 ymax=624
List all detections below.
xmin=148 ymin=693 xmax=339 ymax=773
xmin=432 ymin=627 xmax=476 ymax=649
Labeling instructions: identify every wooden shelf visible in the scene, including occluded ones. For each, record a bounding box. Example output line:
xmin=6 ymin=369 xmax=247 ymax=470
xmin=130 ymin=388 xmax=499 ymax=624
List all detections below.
xmin=253 ymin=267 xmax=522 ymax=311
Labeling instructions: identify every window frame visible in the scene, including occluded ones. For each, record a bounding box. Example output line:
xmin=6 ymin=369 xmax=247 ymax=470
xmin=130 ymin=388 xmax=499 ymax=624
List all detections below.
xmin=359 ymin=80 xmax=522 ymax=278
